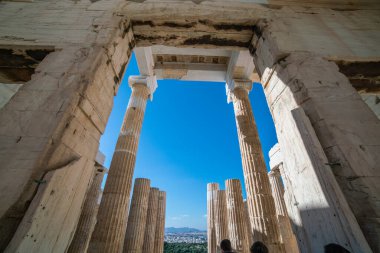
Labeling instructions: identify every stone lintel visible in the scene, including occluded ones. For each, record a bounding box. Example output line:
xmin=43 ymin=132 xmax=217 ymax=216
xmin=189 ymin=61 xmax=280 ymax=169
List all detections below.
xmin=134 ymin=47 xmax=155 ymax=77
xmin=128 ymin=75 xmax=158 ymax=100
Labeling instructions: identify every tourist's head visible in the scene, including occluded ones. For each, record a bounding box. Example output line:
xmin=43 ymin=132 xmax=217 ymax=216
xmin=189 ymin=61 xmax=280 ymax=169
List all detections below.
xmin=220 ymin=239 xmax=232 ymax=252
xmin=250 ymin=241 xmax=268 ymax=253
xmin=324 ymin=243 xmax=351 ymax=253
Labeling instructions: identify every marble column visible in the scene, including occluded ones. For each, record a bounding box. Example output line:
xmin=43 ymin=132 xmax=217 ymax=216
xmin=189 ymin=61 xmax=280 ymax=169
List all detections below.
xmin=68 ymin=165 xmax=106 ymax=253
xmin=227 ymin=80 xmax=284 ymax=252
xmin=225 ymin=179 xmax=249 ymax=253
xmin=88 ymin=76 xmax=157 ymax=253
xmin=268 ymin=167 xmax=299 ymax=253
xmin=207 ymin=183 xmax=219 ymax=253
xmin=123 ymin=178 xmax=151 ymax=253
xmin=215 ymin=190 xmax=228 ymax=253
xmin=142 ymin=188 xmax=160 ymax=252
xmin=244 ymin=200 xmax=253 ymax=247
xmin=153 ymin=191 xmax=166 ymax=253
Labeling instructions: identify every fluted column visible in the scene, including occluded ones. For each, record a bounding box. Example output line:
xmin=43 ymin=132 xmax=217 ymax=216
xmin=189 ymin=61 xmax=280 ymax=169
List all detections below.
xmin=215 ymin=190 xmax=228 ymax=253
xmin=123 ymin=178 xmax=151 ymax=253
xmin=142 ymin=187 xmax=160 ymax=252
xmin=244 ymin=200 xmax=253 ymax=247
xmin=227 ymin=80 xmax=284 ymax=252
xmin=153 ymin=191 xmax=166 ymax=253
xmin=68 ymin=165 xmax=106 ymax=253
xmin=88 ymin=76 xmax=157 ymax=253
xmin=225 ymin=179 xmax=249 ymax=253
xmin=207 ymin=183 xmax=219 ymax=253
xmin=268 ymin=168 xmax=287 ymax=217
xmin=269 ymin=167 xmax=299 ymax=253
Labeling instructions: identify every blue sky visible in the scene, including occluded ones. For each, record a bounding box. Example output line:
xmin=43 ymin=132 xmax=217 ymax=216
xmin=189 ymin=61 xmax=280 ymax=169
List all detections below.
xmin=99 ymin=53 xmax=278 ymax=230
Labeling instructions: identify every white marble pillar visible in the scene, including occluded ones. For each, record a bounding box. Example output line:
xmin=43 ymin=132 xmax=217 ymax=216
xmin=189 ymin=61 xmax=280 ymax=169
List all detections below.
xmin=123 ymin=178 xmax=151 ymax=253
xmin=244 ymin=200 xmax=253 ymax=247
xmin=207 ymin=183 xmax=219 ymax=253
xmin=153 ymin=191 xmax=166 ymax=253
xmin=215 ymin=190 xmax=228 ymax=253
xmin=89 ymin=76 xmax=157 ymax=253
xmin=227 ymin=80 xmax=284 ymax=252
xmin=68 ymin=165 xmax=106 ymax=253
xmin=268 ymin=146 xmax=300 ymax=253
xmin=225 ymin=179 xmax=249 ymax=253
xmin=142 ymin=187 xmax=159 ymax=252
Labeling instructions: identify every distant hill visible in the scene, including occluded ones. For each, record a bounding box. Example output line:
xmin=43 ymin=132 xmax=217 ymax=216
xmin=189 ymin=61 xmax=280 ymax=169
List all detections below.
xmin=165 ymin=227 xmax=206 ymax=233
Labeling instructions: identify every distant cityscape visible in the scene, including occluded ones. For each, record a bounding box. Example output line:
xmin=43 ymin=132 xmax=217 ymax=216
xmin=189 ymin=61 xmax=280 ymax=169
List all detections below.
xmin=164 ymin=227 xmax=207 ymax=243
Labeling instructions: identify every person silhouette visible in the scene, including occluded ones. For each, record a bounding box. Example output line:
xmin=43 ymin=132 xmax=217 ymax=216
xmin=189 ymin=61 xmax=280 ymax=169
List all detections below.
xmin=324 ymin=243 xmax=351 ymax=253
xmin=220 ymin=239 xmax=235 ymax=253
xmin=250 ymin=241 xmax=268 ymax=253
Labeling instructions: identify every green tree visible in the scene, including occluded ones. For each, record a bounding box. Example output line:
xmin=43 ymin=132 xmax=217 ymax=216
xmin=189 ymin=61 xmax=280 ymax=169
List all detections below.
xmin=164 ymin=242 xmax=207 ymax=253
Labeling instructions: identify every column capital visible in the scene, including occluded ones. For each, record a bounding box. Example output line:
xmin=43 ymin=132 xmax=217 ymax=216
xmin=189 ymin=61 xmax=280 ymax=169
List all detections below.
xmin=268 ymin=167 xmax=281 ymax=178
xmin=128 ymin=75 xmax=158 ymax=100
xmin=95 ymin=165 xmax=108 ymax=174
xmin=269 ymin=143 xmax=283 ymax=170
xmin=225 ymin=79 xmax=253 ymax=103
